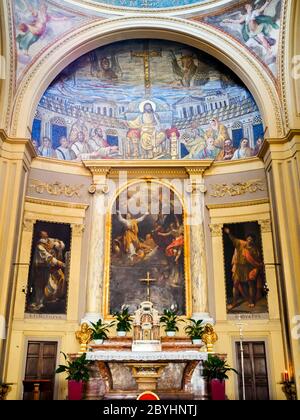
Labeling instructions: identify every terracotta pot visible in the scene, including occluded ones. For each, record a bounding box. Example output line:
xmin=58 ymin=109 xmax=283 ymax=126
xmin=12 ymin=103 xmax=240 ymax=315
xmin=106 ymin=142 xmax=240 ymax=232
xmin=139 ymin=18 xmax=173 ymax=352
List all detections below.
xmin=68 ymin=380 xmax=83 ymax=400
xmin=210 ymin=379 xmax=226 ymax=400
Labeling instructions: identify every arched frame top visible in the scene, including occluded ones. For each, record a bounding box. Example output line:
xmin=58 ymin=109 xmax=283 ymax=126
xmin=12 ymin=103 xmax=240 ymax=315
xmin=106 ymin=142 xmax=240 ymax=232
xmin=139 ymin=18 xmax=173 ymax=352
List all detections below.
xmin=10 ymin=17 xmax=285 ymax=140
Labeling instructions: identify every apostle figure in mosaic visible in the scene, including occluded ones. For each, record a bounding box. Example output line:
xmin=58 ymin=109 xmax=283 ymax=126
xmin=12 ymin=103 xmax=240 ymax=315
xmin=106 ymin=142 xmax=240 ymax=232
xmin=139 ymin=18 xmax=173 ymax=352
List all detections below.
xmin=195 ymin=137 xmax=221 ymax=159
xmin=232 ymin=138 xmax=253 ymax=159
xmin=55 ymin=136 xmax=73 ymax=161
xmin=217 ymin=138 xmax=236 ymax=161
xmin=206 ymin=118 xmax=229 ymax=149
xmin=38 ymin=136 xmax=54 ymax=158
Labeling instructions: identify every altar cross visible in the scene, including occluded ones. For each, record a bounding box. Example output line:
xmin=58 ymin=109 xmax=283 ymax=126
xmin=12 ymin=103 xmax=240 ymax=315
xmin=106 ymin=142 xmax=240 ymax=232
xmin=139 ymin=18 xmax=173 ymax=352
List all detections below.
xmin=131 ymin=48 xmax=162 ymax=96
xmin=139 ymin=272 xmax=157 ymax=302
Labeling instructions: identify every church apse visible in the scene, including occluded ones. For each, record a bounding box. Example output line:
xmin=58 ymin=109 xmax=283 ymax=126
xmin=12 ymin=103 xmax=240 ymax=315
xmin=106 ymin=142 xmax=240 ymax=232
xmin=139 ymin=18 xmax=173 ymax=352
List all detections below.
xmin=31 ymin=39 xmax=265 ymax=162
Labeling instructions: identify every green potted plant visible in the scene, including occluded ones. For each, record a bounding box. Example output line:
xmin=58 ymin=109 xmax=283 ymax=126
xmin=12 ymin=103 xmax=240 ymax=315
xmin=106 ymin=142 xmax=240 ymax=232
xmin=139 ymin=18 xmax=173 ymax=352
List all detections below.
xmin=113 ymin=306 xmax=132 ymax=337
xmin=90 ymin=319 xmax=115 ymax=345
xmin=202 ymin=354 xmax=238 ymax=400
xmin=55 ymin=352 xmax=90 ymax=400
xmin=160 ymin=308 xmax=182 ymax=337
xmin=184 ymin=318 xmax=204 ymax=345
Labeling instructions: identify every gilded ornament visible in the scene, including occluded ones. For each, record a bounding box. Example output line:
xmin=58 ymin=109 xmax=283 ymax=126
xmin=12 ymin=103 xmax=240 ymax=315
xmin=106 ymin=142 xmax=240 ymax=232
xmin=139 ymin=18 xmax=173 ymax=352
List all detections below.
xmin=29 ymin=180 xmax=83 ymax=198
xmin=210 ymin=179 xmax=265 ymax=197
xmin=75 ymin=323 xmax=93 ymax=354
xmin=202 ymin=323 xmax=218 ymax=353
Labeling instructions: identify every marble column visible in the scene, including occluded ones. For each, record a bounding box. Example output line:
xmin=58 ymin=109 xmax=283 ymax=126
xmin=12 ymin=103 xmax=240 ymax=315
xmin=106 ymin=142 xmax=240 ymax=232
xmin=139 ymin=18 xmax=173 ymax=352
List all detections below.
xmin=186 ymin=169 xmax=212 ymax=322
xmin=83 ymin=170 xmax=110 ymax=324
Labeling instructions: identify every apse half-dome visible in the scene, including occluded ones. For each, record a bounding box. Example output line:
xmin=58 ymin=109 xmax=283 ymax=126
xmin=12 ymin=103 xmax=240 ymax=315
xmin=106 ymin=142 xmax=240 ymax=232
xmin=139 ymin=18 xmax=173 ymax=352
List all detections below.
xmin=31 ymin=39 xmax=265 ymax=162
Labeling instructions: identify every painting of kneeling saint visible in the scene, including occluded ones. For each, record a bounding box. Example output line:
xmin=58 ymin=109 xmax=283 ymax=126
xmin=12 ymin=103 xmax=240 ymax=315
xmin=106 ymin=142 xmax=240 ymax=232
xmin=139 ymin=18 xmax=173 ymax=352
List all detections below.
xmin=223 ymin=222 xmax=268 ymax=315
xmin=108 ymin=182 xmax=187 ymax=316
xmin=26 ymin=221 xmax=71 ymax=315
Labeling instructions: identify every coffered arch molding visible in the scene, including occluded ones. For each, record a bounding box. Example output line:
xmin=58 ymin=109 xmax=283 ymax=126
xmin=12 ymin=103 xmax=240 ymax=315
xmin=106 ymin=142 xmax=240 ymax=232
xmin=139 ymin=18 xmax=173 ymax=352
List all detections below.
xmin=10 ymin=17 xmax=285 ymax=139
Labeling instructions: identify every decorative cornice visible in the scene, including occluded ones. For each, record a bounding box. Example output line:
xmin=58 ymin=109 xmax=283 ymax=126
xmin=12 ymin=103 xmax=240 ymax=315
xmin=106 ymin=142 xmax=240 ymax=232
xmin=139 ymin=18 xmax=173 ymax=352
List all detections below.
xmin=258 ymin=129 xmax=300 ymax=158
xmin=209 ymin=179 xmax=265 ymax=198
xmin=83 ymin=160 xmax=213 ymax=178
xmin=185 ymin=163 xmax=212 ymax=177
xmin=206 ymin=198 xmax=269 ymax=210
xmin=0 ymin=129 xmax=36 ymax=155
xmin=25 ymin=196 xmax=89 ymax=210
xmin=109 ymin=168 xmax=187 ymax=177
xmin=209 ymin=223 xmax=223 ymax=237
xmin=84 ymin=166 xmax=111 ymax=177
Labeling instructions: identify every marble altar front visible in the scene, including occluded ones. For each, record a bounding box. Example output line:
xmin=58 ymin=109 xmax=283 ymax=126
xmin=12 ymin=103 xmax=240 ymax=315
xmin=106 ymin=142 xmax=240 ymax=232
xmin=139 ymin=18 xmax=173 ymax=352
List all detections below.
xmin=84 ymin=346 xmax=208 ymax=399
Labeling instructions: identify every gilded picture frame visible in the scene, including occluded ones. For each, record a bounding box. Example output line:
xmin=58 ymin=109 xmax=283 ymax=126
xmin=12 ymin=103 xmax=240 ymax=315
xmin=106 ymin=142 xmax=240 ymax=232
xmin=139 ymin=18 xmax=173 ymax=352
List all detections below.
xmin=103 ymin=179 xmax=192 ymax=319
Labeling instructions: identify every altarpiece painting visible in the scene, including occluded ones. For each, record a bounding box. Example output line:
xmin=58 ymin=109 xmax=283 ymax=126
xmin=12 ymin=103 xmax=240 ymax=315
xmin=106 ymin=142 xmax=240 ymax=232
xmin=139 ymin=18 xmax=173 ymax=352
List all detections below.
xmin=106 ymin=182 xmax=189 ymax=316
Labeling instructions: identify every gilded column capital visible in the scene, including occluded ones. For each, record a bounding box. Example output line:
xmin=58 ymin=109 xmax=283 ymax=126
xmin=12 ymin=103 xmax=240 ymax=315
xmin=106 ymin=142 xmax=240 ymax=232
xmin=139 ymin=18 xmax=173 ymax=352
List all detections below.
xmin=71 ymin=224 xmax=85 ymax=236
xmin=209 ymin=223 xmax=224 ymax=237
xmin=258 ymin=219 xmax=272 ymax=233
xmin=23 ymin=218 xmax=36 ymax=232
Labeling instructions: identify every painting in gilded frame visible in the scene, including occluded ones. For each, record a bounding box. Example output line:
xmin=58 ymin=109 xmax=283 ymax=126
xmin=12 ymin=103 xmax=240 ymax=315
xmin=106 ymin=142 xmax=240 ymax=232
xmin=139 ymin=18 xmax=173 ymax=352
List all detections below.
xmin=25 ymin=221 xmax=71 ymax=315
xmin=105 ymin=181 xmax=190 ymax=316
xmin=223 ymin=222 xmax=268 ymax=315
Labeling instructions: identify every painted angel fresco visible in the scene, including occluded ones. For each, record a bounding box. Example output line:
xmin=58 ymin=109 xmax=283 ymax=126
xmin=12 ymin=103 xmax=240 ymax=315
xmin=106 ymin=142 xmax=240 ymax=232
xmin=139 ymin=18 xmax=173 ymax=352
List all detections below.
xmin=203 ymin=0 xmax=282 ymax=74
xmin=14 ymin=0 xmax=83 ymax=78
xmin=222 ymin=1 xmax=281 ymax=58
xmin=16 ymin=0 xmax=69 ymax=55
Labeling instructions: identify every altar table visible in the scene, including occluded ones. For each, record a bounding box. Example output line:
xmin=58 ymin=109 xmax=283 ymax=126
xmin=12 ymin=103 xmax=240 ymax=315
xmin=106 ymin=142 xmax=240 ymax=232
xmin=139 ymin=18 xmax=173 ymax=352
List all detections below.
xmin=85 ymin=350 xmax=208 ymax=398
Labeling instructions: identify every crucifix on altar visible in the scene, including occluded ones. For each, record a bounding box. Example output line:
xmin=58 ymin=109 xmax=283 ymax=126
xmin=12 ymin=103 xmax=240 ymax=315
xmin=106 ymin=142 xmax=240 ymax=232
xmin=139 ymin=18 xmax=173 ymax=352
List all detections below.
xmin=139 ymin=272 xmax=156 ymax=302
xmin=131 ymin=44 xmax=162 ymax=96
